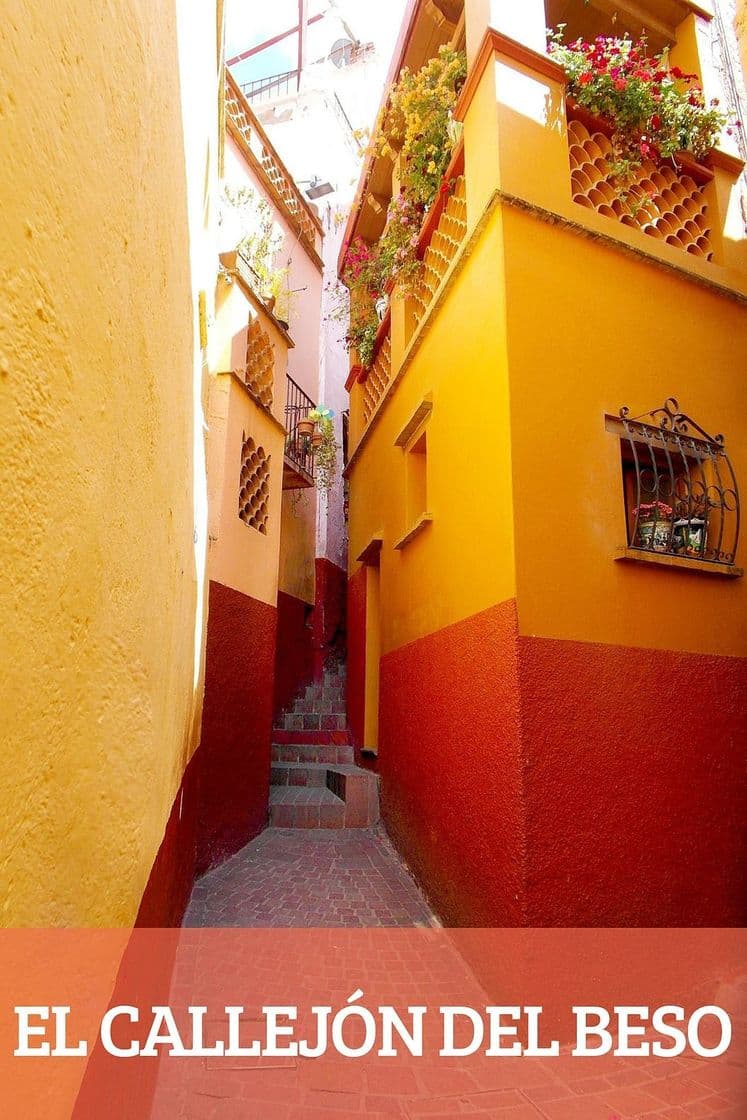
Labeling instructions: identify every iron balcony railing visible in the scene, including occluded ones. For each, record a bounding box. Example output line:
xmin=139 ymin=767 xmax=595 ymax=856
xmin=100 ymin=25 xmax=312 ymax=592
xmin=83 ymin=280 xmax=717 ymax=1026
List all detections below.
xmin=284 ymin=374 xmax=316 ymax=480
xmin=240 ymin=69 xmax=298 ymax=104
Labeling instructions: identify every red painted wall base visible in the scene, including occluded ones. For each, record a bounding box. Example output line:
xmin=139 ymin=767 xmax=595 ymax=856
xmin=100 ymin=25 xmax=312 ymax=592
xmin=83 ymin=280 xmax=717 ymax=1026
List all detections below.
xmin=380 ymin=602 xmax=526 ymax=926
xmin=137 ymin=580 xmax=277 ymax=924
xmin=273 ymin=558 xmax=347 ymax=720
xmin=195 ymin=581 xmax=276 ymax=876
xmin=379 ymin=599 xmax=747 ymax=927
xmin=346 ymin=565 xmax=367 ymax=750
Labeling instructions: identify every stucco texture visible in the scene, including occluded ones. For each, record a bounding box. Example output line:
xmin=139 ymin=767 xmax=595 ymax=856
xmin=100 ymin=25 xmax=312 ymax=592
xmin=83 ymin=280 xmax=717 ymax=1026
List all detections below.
xmin=379 ymin=599 xmax=747 ymax=928
xmin=0 ymin=2 xmax=206 ymax=924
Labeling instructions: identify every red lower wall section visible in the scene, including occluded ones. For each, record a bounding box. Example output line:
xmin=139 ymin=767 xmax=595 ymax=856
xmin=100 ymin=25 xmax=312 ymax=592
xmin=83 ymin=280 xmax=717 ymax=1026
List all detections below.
xmin=313 ymin=557 xmax=347 ymax=652
xmin=274 ymin=590 xmax=315 ymax=720
xmin=346 ymin=565 xmax=367 ymax=751
xmin=518 ymin=633 xmax=747 ymax=927
xmin=274 ymin=559 xmax=347 ymax=720
xmin=194 ymin=580 xmax=276 ymax=877
xmin=378 ymin=598 xmax=747 ymax=927
xmin=136 ymin=581 xmax=276 ymax=924
xmin=135 ymin=751 xmax=200 ymax=928
xmin=379 ymin=601 xmax=527 ymax=927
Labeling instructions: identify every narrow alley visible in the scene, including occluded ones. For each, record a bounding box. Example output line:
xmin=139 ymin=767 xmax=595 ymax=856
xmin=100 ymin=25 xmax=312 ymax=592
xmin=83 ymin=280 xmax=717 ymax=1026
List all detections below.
xmin=186 ymin=655 xmax=437 ymax=928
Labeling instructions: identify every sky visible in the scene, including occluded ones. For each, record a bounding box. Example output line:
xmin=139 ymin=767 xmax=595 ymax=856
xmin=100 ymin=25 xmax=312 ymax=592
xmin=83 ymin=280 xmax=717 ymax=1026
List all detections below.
xmin=225 ymin=0 xmax=407 ymax=84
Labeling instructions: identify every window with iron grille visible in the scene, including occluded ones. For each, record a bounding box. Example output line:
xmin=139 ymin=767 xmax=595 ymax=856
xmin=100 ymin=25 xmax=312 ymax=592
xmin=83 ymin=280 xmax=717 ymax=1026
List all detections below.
xmin=608 ymin=399 xmax=740 ymax=571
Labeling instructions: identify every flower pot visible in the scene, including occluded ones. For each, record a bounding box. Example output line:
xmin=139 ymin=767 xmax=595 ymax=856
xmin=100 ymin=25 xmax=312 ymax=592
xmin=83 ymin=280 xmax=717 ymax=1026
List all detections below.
xmin=672 ymin=518 xmax=706 ymax=557
xmin=311 ymin=430 xmax=324 ymax=449
xmin=636 ymin=518 xmax=673 ymax=553
xmin=296 ymin=416 xmax=314 ymax=438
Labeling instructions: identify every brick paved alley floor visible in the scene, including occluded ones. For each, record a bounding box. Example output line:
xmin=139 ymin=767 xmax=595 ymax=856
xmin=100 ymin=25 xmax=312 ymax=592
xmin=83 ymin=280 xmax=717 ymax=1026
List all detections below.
xmin=149 ymin=829 xmax=746 ymax=1119
xmin=184 ymin=826 xmax=438 ymax=928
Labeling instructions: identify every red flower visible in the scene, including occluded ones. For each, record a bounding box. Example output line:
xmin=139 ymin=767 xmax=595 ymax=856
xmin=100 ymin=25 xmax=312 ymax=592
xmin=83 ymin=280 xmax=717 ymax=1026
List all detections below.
xmin=615 ymin=78 xmax=627 ymax=91
xmin=651 ymin=114 xmax=661 ymax=130
xmin=671 ymin=65 xmax=684 ymax=79
xmin=579 ymin=72 xmax=593 ymax=85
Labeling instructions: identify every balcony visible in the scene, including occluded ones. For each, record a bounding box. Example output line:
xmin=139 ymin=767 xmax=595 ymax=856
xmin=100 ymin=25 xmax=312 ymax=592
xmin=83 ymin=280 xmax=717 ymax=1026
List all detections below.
xmin=283 ymin=375 xmax=316 ymax=489
xmin=224 ymin=71 xmax=323 ymax=266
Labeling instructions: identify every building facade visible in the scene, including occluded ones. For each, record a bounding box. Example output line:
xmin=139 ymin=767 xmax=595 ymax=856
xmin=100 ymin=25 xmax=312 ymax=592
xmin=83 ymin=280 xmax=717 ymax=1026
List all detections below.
xmin=0 ymin=0 xmax=220 ymax=926
xmin=342 ymin=0 xmax=747 ymax=926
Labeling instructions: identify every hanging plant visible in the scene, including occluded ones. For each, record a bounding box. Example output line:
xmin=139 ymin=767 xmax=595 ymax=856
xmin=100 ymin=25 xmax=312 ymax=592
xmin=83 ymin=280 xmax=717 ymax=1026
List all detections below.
xmin=219 ymin=183 xmax=284 ymax=293
xmin=548 ymin=28 xmax=737 ymax=189
xmin=308 ymin=407 xmax=337 ymax=493
xmin=376 ymin=46 xmax=467 ymax=207
xmin=336 ymin=48 xmax=467 ymax=370
xmin=331 ymin=238 xmax=382 ymax=367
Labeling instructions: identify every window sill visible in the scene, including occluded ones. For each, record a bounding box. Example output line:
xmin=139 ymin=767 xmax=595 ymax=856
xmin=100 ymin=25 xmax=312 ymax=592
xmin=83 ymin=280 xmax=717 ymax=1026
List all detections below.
xmin=614 ymin=547 xmax=743 ymax=579
xmin=394 ymin=514 xmax=433 ymax=552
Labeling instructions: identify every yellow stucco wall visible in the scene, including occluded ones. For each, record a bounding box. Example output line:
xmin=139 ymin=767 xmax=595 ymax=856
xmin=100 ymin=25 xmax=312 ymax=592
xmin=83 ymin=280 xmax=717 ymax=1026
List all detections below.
xmin=737 ymin=0 xmax=747 ymax=87
xmin=348 ymin=204 xmax=516 ymax=656
xmin=222 ymin=134 xmax=322 ymax=608
xmin=207 ymin=283 xmax=288 ymax=606
xmin=0 ymin=0 xmax=215 ymax=925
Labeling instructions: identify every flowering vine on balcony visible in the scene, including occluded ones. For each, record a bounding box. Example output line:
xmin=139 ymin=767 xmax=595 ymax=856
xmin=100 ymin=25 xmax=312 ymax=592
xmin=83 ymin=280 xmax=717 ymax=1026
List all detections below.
xmin=338 ymin=47 xmax=467 ymax=369
xmin=548 ymin=28 xmax=739 ymax=195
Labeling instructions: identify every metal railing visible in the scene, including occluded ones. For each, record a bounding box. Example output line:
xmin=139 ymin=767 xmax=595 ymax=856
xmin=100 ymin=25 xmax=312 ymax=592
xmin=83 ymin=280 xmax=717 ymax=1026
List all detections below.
xmin=240 ymin=69 xmax=298 ymax=104
xmin=224 ymin=72 xmax=320 ymax=253
xmin=284 ymin=375 xmax=316 ymax=480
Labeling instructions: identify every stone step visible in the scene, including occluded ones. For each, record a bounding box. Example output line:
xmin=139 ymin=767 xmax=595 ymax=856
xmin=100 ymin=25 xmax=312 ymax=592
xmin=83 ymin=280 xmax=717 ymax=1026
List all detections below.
xmin=272 ymin=742 xmax=354 ymax=765
xmin=269 ymin=762 xmax=379 ymax=829
xmin=282 ymin=712 xmax=347 ymax=732
xmin=272 ymin=728 xmax=352 ymax=747
xmin=271 ymin=762 xmax=328 ymax=787
xmin=269 ymin=786 xmax=346 ymax=829
xmin=292 ymin=695 xmax=345 ymax=715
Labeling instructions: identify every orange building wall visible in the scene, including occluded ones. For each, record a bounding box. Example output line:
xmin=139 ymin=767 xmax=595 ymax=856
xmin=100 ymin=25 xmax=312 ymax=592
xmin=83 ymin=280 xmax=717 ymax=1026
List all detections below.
xmin=344 ymin=4 xmax=747 ymax=926
xmin=504 ymin=206 xmax=747 ymax=657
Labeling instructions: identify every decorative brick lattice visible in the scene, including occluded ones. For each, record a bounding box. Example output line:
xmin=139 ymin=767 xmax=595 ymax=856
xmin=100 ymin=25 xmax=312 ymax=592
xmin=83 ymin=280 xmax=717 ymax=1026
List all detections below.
xmin=238 ymin=435 xmax=271 ymax=534
xmin=567 ymin=119 xmax=713 ymax=260
xmin=245 ymin=318 xmax=274 ymax=408
xmin=225 ymin=75 xmax=318 ymax=250
xmin=411 ymin=175 xmax=468 ymax=327
xmin=362 ymin=332 xmax=392 ymax=426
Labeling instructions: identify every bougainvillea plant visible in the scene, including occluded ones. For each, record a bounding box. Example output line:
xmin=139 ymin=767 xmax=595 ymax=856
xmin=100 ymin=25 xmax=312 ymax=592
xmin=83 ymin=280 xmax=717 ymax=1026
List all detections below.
xmin=548 ymin=28 xmax=736 ymax=186
xmin=338 ymin=237 xmax=382 ymax=368
xmin=336 ymin=47 xmax=467 ymax=369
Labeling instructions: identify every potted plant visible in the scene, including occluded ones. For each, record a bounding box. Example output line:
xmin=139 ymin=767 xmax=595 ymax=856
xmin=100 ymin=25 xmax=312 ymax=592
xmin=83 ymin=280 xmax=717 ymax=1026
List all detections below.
xmin=548 ymin=29 xmax=737 ymax=194
xmin=672 ymin=516 xmax=707 ymax=557
xmin=633 ymin=500 xmax=674 ymax=552
xmin=308 ymin=407 xmax=337 ymax=492
xmin=296 ymin=413 xmax=315 ymax=439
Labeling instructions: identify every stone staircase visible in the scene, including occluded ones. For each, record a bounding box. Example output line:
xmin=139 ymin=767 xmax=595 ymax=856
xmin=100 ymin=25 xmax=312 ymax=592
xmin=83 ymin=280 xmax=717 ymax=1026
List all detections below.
xmin=270 ymin=661 xmax=378 ymax=829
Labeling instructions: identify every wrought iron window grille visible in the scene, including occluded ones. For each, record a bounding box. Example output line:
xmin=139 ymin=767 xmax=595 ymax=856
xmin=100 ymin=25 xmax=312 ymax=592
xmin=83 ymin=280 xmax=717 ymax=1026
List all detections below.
xmin=612 ymin=398 xmax=740 ymax=567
